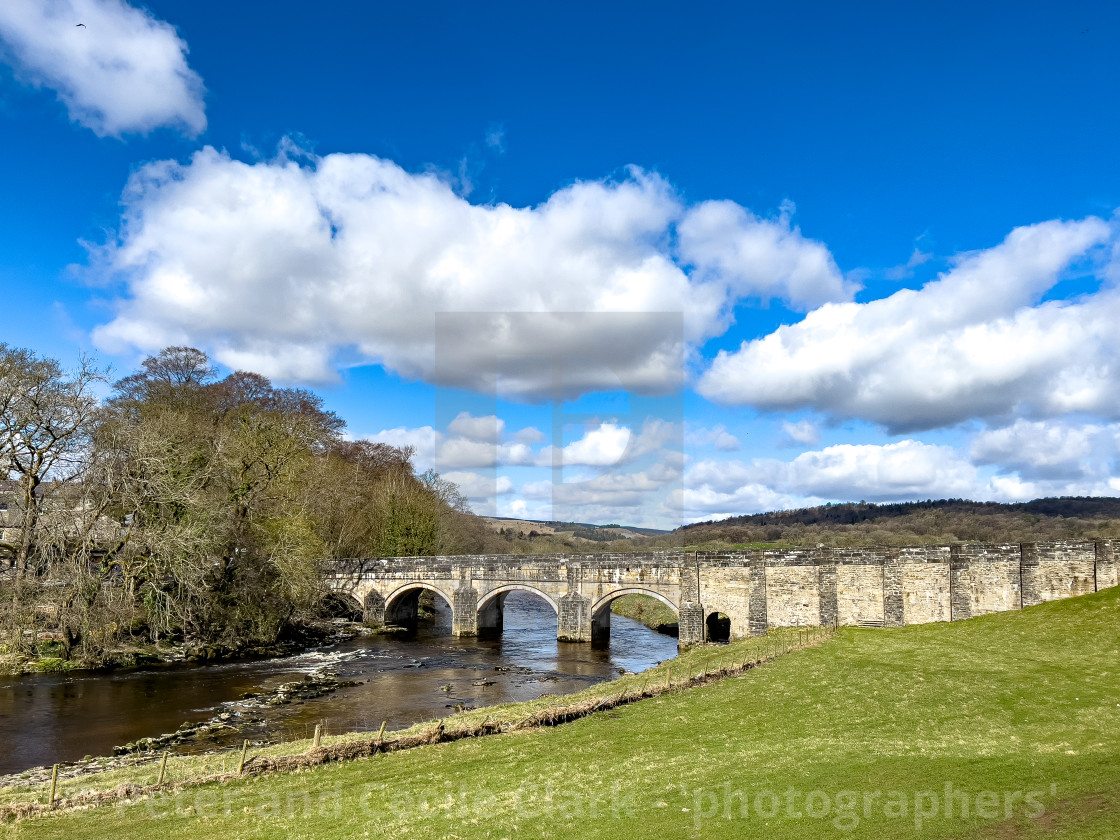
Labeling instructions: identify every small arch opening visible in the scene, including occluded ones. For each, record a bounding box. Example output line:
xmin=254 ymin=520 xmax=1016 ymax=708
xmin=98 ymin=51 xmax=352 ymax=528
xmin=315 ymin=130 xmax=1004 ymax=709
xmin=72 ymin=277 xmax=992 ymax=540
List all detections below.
xmin=319 ymin=592 xmax=362 ymax=622
xmin=706 ymin=612 xmax=731 ymax=643
xmin=384 ymin=585 xmax=453 ymax=633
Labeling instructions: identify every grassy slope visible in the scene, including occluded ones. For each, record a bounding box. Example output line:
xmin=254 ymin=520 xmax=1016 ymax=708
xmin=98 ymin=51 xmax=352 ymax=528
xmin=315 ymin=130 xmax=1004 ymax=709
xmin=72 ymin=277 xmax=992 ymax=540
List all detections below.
xmin=610 ymin=593 xmax=678 ymax=630
xmin=6 ymin=589 xmax=1120 ymax=840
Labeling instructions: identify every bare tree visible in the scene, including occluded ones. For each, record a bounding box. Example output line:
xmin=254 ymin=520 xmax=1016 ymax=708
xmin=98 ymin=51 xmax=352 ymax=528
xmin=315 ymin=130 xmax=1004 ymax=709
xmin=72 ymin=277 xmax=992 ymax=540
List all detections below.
xmin=0 ymin=345 xmax=105 ymax=578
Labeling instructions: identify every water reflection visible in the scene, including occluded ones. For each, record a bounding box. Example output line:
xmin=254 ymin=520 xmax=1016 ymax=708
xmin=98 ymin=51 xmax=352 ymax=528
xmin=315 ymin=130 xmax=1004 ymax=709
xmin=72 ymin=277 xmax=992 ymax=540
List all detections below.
xmin=0 ymin=592 xmax=676 ymax=775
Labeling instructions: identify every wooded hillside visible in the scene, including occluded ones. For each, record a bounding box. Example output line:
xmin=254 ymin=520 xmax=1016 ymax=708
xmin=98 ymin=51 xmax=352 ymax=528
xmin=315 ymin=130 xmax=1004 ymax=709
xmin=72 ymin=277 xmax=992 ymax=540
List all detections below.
xmin=668 ymin=497 xmax=1120 ymax=548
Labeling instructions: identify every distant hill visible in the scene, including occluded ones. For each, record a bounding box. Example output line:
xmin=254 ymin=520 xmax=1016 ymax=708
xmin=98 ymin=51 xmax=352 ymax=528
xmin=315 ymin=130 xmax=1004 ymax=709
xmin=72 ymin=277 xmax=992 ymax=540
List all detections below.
xmin=469 ymin=498 xmax=1120 ymax=554
xmin=482 ymin=517 xmax=670 ymax=542
xmin=671 ymin=496 xmax=1120 ymax=548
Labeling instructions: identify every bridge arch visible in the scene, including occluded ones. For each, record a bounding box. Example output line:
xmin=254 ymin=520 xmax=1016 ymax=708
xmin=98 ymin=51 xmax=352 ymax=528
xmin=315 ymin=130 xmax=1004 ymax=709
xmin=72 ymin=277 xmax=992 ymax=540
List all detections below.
xmin=590 ymin=587 xmax=679 ymax=619
xmin=478 ymin=584 xmax=560 ymax=615
xmin=383 ymin=583 xmax=455 ymax=628
xmin=384 ymin=582 xmax=455 ymax=610
xmin=321 ymin=591 xmax=363 ymax=621
xmin=589 ymin=588 xmax=680 ymax=645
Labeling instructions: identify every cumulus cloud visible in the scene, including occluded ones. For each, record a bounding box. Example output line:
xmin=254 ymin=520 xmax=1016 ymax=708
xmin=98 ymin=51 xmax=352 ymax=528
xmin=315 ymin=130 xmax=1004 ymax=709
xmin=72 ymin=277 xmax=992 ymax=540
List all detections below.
xmin=512 ymin=426 xmax=545 ymax=444
xmin=0 ymin=0 xmax=205 ymax=137
xmin=369 ymin=415 xmax=679 ymax=473
xmin=971 ymin=419 xmax=1120 ymax=482
xmin=90 ymin=145 xmax=853 ymax=397
xmin=684 ymin=440 xmax=980 ymax=519
xmin=779 ymin=419 xmax=820 ymax=446
xmin=442 ymin=471 xmax=514 ymax=501
xmin=436 ymin=437 xmax=535 ymax=470
xmin=524 ymin=468 xmax=677 ymax=507
xmin=546 ymin=424 xmax=632 ymax=468
xmin=677 ymin=199 xmax=858 ymax=310
xmin=446 ymin=412 xmax=504 ymax=443
xmin=685 ymin=423 xmax=741 ymax=452
xmin=698 ymin=217 xmax=1117 ymax=432
xmin=681 ymin=421 xmax=1120 ymax=523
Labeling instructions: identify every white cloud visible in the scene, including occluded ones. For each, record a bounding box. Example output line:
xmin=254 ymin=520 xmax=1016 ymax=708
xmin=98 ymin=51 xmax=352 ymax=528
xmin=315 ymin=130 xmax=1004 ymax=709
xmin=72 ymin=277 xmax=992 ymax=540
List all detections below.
xmin=0 ymin=0 xmax=205 ymax=137
xmin=90 ymin=146 xmax=854 ymax=398
xmin=512 ymin=426 xmax=545 ymax=444
xmin=538 ymin=419 xmax=681 ymax=469
xmin=677 ymin=199 xmax=858 ymax=310
xmin=698 ymin=217 xmax=1117 ymax=432
xmin=523 ymin=465 xmax=682 ymax=510
xmin=685 ymin=423 xmax=741 ymax=452
xmin=543 ymin=423 xmax=631 ymax=468
xmin=971 ymin=419 xmax=1120 ymax=481
xmin=785 ymin=441 xmax=978 ymax=500
xmin=780 ymin=419 xmax=820 ymax=446
xmin=442 ymin=471 xmax=514 ymax=501
xmin=683 ymin=440 xmax=979 ymax=519
xmin=446 ymin=412 xmax=504 ymax=442
xmin=437 ymin=437 xmax=535 ymax=470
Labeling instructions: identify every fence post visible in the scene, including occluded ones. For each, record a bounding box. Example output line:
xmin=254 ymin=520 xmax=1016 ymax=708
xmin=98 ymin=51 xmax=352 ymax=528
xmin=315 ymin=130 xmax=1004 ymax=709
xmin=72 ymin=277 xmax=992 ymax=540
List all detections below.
xmin=47 ymin=764 xmax=58 ymax=806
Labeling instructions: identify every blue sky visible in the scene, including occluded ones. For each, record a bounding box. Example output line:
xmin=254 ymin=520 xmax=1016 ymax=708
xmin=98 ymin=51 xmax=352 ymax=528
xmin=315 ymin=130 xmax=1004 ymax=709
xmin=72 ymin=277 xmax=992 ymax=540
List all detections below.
xmin=2 ymin=0 xmax=1120 ymax=528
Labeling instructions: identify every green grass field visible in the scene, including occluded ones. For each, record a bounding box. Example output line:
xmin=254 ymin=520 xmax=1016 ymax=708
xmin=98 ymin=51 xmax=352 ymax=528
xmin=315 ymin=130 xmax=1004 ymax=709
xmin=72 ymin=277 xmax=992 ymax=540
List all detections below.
xmin=4 ymin=587 xmax=1119 ymax=839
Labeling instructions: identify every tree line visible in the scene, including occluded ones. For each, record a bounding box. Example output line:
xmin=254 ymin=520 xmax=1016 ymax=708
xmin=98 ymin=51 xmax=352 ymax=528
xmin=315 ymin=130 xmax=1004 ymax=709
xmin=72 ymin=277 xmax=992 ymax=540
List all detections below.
xmin=0 ymin=345 xmax=487 ymax=665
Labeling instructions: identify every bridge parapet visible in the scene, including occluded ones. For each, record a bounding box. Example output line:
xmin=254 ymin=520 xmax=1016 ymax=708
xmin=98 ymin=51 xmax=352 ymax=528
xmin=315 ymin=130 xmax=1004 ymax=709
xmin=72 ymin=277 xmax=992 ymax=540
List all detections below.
xmin=324 ymin=540 xmax=1118 ymax=647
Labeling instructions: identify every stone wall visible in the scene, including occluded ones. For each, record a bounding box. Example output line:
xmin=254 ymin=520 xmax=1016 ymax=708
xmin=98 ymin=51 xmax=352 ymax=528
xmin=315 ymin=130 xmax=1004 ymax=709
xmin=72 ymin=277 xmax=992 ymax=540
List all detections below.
xmin=695 ymin=539 xmax=1119 ymax=638
xmin=1021 ymin=541 xmax=1097 ymax=606
xmin=328 ymin=539 xmax=1119 ymax=647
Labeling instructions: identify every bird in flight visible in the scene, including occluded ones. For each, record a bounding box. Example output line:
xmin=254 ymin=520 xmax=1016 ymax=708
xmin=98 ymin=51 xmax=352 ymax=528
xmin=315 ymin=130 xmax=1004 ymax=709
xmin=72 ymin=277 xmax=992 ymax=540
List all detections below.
xmin=76 ymin=23 xmax=85 ymax=27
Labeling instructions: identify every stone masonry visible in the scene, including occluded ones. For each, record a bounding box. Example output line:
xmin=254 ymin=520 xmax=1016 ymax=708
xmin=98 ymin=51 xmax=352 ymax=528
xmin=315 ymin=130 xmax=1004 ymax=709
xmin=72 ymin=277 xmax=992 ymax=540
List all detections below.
xmin=326 ymin=539 xmax=1118 ymax=649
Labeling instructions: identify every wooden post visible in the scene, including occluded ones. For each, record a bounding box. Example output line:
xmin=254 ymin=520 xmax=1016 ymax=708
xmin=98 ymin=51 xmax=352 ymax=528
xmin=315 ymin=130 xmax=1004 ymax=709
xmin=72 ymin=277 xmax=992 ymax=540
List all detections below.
xmin=47 ymin=764 xmax=58 ymax=806
xmin=157 ymin=752 xmax=168 ymax=785
xmin=312 ymin=723 xmax=322 ymax=749
xmin=376 ymin=720 xmax=387 ymax=750
xmin=237 ymin=739 xmax=250 ymax=774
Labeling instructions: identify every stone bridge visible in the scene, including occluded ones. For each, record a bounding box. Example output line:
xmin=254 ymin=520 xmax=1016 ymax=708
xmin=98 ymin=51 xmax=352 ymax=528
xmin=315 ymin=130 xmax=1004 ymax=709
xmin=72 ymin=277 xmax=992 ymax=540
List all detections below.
xmin=325 ymin=540 xmax=1119 ymax=649
xmin=326 ymin=554 xmax=705 ymax=647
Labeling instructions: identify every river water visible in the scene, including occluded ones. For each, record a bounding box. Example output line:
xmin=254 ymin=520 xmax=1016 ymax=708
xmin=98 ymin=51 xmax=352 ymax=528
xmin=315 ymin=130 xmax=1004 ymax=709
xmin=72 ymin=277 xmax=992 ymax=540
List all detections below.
xmin=0 ymin=593 xmax=677 ymax=775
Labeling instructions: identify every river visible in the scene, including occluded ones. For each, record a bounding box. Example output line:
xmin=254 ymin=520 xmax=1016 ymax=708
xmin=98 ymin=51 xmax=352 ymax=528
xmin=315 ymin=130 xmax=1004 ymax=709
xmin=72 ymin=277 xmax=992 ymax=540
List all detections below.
xmin=0 ymin=592 xmax=677 ymax=776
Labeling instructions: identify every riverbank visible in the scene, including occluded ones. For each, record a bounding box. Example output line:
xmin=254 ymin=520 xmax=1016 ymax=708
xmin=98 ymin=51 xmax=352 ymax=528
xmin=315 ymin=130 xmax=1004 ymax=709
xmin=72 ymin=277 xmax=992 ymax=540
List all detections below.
xmin=0 ymin=624 xmax=822 ymax=818
xmin=0 ymin=619 xmax=369 ymax=676
xmin=609 ymin=594 xmax=679 ymax=635
xmin=4 ymin=586 xmax=1118 ymax=838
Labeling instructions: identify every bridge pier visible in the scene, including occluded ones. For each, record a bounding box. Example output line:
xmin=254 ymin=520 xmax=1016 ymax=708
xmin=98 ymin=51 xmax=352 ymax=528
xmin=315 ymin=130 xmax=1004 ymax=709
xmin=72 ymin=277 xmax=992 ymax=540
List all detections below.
xmin=362 ymin=590 xmax=386 ymax=626
xmin=678 ymin=602 xmax=705 ymax=647
xmin=558 ymin=592 xmax=592 ymax=642
xmin=452 ymin=584 xmax=479 ymax=637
